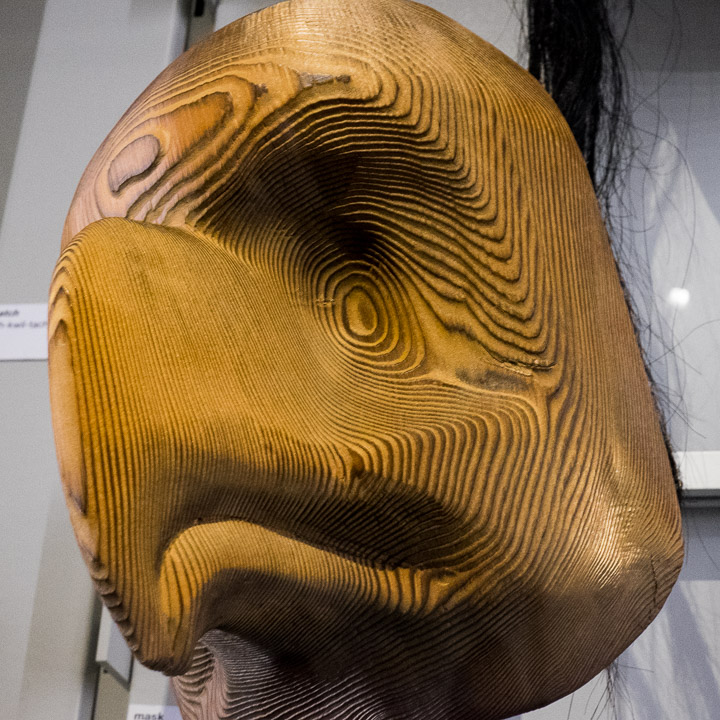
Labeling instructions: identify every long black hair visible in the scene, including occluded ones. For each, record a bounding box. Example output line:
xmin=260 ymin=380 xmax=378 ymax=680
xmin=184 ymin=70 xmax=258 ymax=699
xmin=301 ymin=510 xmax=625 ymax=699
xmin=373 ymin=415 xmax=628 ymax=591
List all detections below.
xmin=525 ymin=0 xmax=634 ymax=221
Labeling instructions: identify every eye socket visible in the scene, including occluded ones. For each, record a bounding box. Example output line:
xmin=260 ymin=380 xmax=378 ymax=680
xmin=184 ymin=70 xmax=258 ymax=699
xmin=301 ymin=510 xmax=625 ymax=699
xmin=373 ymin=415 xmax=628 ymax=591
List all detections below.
xmin=315 ymin=262 xmax=425 ymax=376
xmin=342 ymin=286 xmax=379 ymax=339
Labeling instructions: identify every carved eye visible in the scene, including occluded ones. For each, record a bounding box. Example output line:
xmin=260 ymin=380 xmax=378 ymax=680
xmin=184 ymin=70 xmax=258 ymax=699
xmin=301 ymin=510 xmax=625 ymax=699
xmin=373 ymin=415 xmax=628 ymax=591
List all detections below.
xmin=342 ymin=284 xmax=379 ymax=339
xmin=318 ymin=262 xmax=425 ymax=374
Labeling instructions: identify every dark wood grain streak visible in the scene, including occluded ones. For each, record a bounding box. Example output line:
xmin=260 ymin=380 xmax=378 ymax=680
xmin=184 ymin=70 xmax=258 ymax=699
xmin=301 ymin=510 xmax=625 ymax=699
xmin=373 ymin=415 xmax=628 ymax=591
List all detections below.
xmin=49 ymin=1 xmax=682 ymax=718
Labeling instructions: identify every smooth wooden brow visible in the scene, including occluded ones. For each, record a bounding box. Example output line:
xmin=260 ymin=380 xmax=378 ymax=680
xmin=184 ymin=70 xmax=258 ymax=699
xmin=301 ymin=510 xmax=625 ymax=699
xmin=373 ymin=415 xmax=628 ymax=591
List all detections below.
xmin=49 ymin=1 xmax=683 ymax=718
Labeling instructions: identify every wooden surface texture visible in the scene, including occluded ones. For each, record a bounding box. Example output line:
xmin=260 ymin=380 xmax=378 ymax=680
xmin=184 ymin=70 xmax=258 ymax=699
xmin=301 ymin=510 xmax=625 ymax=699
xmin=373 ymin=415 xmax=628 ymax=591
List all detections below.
xmin=49 ymin=0 xmax=683 ymax=718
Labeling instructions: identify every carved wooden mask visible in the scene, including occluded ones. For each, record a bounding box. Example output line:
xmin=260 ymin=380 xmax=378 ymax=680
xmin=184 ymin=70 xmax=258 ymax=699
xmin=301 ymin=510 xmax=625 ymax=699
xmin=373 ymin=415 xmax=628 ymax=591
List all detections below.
xmin=48 ymin=1 xmax=683 ymax=718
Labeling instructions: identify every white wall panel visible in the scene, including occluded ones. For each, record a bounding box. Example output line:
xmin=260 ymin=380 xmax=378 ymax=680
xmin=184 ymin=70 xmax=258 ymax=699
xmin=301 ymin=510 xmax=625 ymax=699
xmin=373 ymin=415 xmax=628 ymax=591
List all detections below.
xmin=0 ymin=2 xmax=188 ymax=719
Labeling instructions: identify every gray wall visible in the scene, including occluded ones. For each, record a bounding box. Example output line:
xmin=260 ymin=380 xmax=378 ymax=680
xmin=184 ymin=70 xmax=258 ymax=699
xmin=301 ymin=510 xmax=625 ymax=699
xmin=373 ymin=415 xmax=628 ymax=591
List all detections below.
xmin=622 ymin=0 xmax=720 ymax=454
xmin=0 ymin=0 xmax=46 ymax=229
xmin=0 ymin=2 xmax=187 ymax=718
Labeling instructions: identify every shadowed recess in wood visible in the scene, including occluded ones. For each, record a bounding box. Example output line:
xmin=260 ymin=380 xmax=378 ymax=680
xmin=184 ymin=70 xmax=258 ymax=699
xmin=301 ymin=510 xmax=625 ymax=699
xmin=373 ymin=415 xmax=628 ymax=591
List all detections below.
xmin=48 ymin=1 xmax=683 ymax=719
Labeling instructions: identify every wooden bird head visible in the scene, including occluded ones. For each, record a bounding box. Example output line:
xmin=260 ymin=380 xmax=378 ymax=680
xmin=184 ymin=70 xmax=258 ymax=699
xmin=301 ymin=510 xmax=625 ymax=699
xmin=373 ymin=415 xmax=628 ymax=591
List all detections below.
xmin=49 ymin=1 xmax=683 ymax=718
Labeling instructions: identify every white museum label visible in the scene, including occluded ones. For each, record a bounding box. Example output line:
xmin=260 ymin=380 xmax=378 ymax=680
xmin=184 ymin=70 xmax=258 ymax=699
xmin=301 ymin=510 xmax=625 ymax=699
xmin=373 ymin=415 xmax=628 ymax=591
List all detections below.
xmin=127 ymin=705 xmax=182 ymax=720
xmin=0 ymin=303 xmax=48 ymax=360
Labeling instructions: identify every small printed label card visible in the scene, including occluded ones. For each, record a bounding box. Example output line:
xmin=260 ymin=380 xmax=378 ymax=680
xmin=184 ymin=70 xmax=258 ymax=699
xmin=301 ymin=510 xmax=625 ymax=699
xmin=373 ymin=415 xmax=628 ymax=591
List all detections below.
xmin=126 ymin=705 xmax=182 ymax=720
xmin=0 ymin=303 xmax=48 ymax=361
